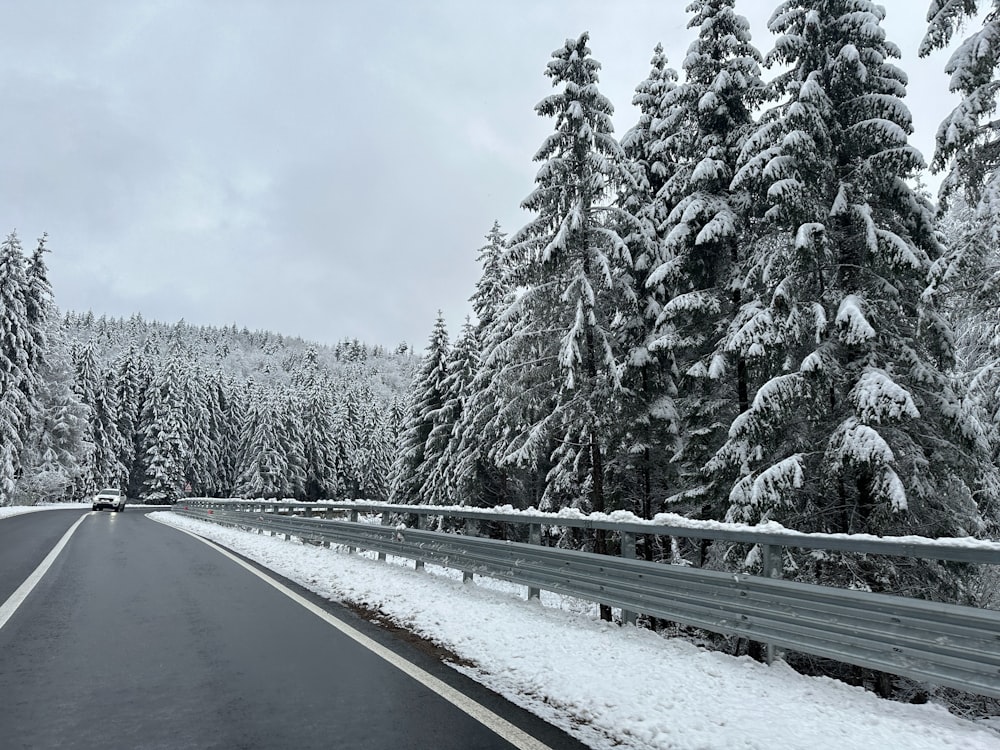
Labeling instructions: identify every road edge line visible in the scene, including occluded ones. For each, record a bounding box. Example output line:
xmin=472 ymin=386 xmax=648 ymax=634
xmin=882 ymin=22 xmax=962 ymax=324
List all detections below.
xmin=150 ymin=514 xmax=553 ymax=750
xmin=0 ymin=513 xmax=89 ymax=631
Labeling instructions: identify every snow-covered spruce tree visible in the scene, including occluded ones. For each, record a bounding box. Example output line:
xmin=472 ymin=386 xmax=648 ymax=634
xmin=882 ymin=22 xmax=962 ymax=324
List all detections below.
xmin=642 ymin=0 xmax=765 ymax=529
xmin=294 ymin=347 xmax=342 ymax=501
xmin=21 ymin=235 xmax=50 ymax=421
xmin=335 ymin=376 xmax=370 ymax=498
xmin=216 ymin=374 xmax=248 ymax=494
xmin=420 ymin=318 xmax=479 ymax=506
xmin=0 ymin=232 xmax=33 ymax=504
xmin=487 ymin=33 xmax=634 ymax=530
xmin=73 ymin=343 xmax=128 ymax=492
xmin=719 ymin=2 xmax=998 ymax=579
xmin=181 ymin=367 xmax=222 ymax=497
xmin=17 ymin=322 xmax=91 ymax=503
xmin=138 ymin=349 xmax=189 ymax=501
xmin=451 ymin=223 xmax=517 ymax=509
xmin=921 ymin=1 xmax=1000 ymax=490
xmin=139 ymin=370 xmax=186 ymax=502
xmin=15 ymin=242 xmax=91 ymax=504
xmin=279 ymin=388 xmax=307 ymax=499
xmin=389 ymin=313 xmax=450 ymax=504
xmin=235 ymin=384 xmax=295 ymax=499
xmin=920 ymin=0 xmax=1000 ymax=212
xmin=934 ymin=198 xmax=1000 ymax=472
xmin=613 ymin=44 xmax=683 ymax=529
xmin=355 ymin=388 xmax=393 ymax=501
xmin=113 ymin=348 xmax=150 ymax=499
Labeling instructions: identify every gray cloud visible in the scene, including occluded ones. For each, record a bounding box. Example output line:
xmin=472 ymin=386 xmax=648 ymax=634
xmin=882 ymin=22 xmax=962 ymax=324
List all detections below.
xmin=0 ymin=0 xmax=969 ymax=350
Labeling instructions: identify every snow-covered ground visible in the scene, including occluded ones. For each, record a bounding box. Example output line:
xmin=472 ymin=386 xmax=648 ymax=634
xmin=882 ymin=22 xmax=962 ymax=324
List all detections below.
xmin=149 ymin=511 xmax=1000 ymax=750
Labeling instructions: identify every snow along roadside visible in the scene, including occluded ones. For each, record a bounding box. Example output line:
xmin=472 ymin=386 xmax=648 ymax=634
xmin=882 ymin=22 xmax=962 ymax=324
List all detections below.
xmin=149 ymin=511 xmax=1000 ymax=750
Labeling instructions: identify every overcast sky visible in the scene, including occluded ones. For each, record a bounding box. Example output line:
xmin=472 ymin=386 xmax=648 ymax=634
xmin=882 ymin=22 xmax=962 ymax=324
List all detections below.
xmin=0 ymin=1 xmax=970 ymax=350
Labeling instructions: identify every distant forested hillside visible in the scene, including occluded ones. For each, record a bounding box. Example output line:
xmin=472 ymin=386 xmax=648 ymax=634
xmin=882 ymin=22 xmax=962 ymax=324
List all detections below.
xmin=0 ymin=240 xmax=416 ymax=507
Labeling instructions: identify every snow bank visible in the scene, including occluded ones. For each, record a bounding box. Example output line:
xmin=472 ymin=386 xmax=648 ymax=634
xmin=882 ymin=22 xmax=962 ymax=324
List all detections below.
xmin=150 ymin=511 xmax=1000 ymax=750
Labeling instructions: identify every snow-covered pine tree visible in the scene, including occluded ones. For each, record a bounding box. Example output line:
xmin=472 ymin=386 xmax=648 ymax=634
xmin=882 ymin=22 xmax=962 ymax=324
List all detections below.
xmin=10 ymin=234 xmax=53 ymax=503
xmin=613 ymin=44 xmax=683 ymax=528
xmin=640 ymin=0 xmax=765 ymax=526
xmin=22 ymin=234 xmax=51 ymax=418
xmin=934 ymin=198 xmax=1000 ymax=475
xmin=235 ymin=384 xmax=293 ymax=499
xmin=140 ymin=372 xmax=186 ymax=502
xmin=326 ymin=375 xmax=363 ymax=498
xmin=139 ymin=352 xmax=187 ymax=502
xmin=488 ymin=32 xmax=634 ymax=530
xmin=279 ymin=388 xmax=307 ymax=499
xmin=920 ymin=0 xmax=1000 ymax=212
xmin=113 ymin=348 xmax=148 ymax=498
xmin=921 ymin=1 xmax=1000 ymax=498
xmin=389 ymin=313 xmax=450 ymax=504
xmin=73 ymin=343 xmax=128 ymax=491
xmin=181 ymin=367 xmax=220 ymax=496
xmin=420 ymin=318 xmax=479 ymax=505
xmin=295 ymin=347 xmax=341 ymax=501
xmin=451 ymin=223 xmax=516 ymax=509
xmin=355 ymin=388 xmax=392 ymax=501
xmin=720 ymin=1 xmax=998 ymax=569
xmin=17 ymin=322 xmax=91 ymax=503
xmin=0 ymin=232 xmax=32 ymax=504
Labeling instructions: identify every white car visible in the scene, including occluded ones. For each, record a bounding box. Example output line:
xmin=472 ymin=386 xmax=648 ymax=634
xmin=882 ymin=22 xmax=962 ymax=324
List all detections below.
xmin=92 ymin=488 xmax=126 ymax=512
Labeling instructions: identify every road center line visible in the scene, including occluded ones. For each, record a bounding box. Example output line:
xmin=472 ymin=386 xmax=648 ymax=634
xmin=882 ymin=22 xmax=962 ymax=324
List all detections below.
xmin=153 ymin=516 xmax=554 ymax=750
xmin=0 ymin=513 xmax=89 ymax=631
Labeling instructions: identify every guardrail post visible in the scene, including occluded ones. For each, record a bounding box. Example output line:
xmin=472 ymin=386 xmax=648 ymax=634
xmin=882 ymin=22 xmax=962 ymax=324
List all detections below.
xmin=528 ymin=524 xmax=541 ymax=600
xmin=463 ymin=519 xmax=478 ymax=583
xmin=379 ymin=512 xmax=390 ymax=561
xmin=414 ymin=515 xmax=425 ymax=571
xmin=622 ymin=531 xmax=637 ymax=626
xmin=762 ymin=544 xmax=783 ymax=664
xmin=347 ymin=509 xmax=358 ymax=553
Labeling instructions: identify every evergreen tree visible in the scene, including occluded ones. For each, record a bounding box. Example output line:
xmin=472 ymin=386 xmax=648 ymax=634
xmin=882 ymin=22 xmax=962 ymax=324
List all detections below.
xmin=21 ymin=234 xmax=51 ymax=432
xmin=920 ymin=0 xmax=1000 ymax=212
xmin=612 ymin=44 xmax=683 ymax=527
xmin=486 ymin=33 xmax=634 ymax=522
xmin=0 ymin=232 xmax=32 ymax=503
xmin=115 ymin=348 xmax=151 ymax=499
xmin=453 ymin=223 xmax=515 ymax=508
xmin=16 ymin=318 xmax=91 ymax=503
xmin=139 ymin=354 xmax=187 ymax=501
xmin=389 ymin=313 xmax=450 ymax=504
xmin=296 ymin=347 xmax=341 ymax=501
xmin=74 ymin=342 xmax=128 ymax=492
xmin=645 ymin=0 xmax=765 ymax=521
xmin=140 ymin=373 xmax=186 ymax=502
xmin=421 ymin=318 xmax=479 ymax=505
xmin=934 ymin=198 xmax=1000 ymax=470
xmin=236 ymin=385 xmax=293 ymax=499
xmin=355 ymin=389 xmax=392 ymax=501
xmin=719 ymin=0 xmax=998 ymax=569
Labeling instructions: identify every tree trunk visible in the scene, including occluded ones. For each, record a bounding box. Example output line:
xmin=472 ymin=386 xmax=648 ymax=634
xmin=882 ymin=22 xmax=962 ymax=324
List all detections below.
xmin=590 ymin=430 xmax=613 ymax=622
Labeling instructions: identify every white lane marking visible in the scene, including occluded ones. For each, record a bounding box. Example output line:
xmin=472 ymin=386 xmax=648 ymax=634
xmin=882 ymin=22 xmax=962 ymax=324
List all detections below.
xmin=152 ymin=516 xmax=554 ymax=750
xmin=0 ymin=513 xmax=89 ymax=631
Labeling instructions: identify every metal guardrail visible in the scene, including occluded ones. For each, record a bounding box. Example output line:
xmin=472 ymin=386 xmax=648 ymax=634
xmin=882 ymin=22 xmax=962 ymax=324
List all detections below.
xmin=172 ymin=499 xmax=1000 ymax=699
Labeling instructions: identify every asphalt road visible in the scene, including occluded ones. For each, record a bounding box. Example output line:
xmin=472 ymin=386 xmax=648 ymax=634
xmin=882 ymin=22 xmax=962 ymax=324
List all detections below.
xmin=0 ymin=508 xmax=589 ymax=750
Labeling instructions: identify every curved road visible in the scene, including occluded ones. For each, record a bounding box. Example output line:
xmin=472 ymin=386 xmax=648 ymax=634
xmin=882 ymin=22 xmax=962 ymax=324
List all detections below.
xmin=0 ymin=508 xmax=588 ymax=749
